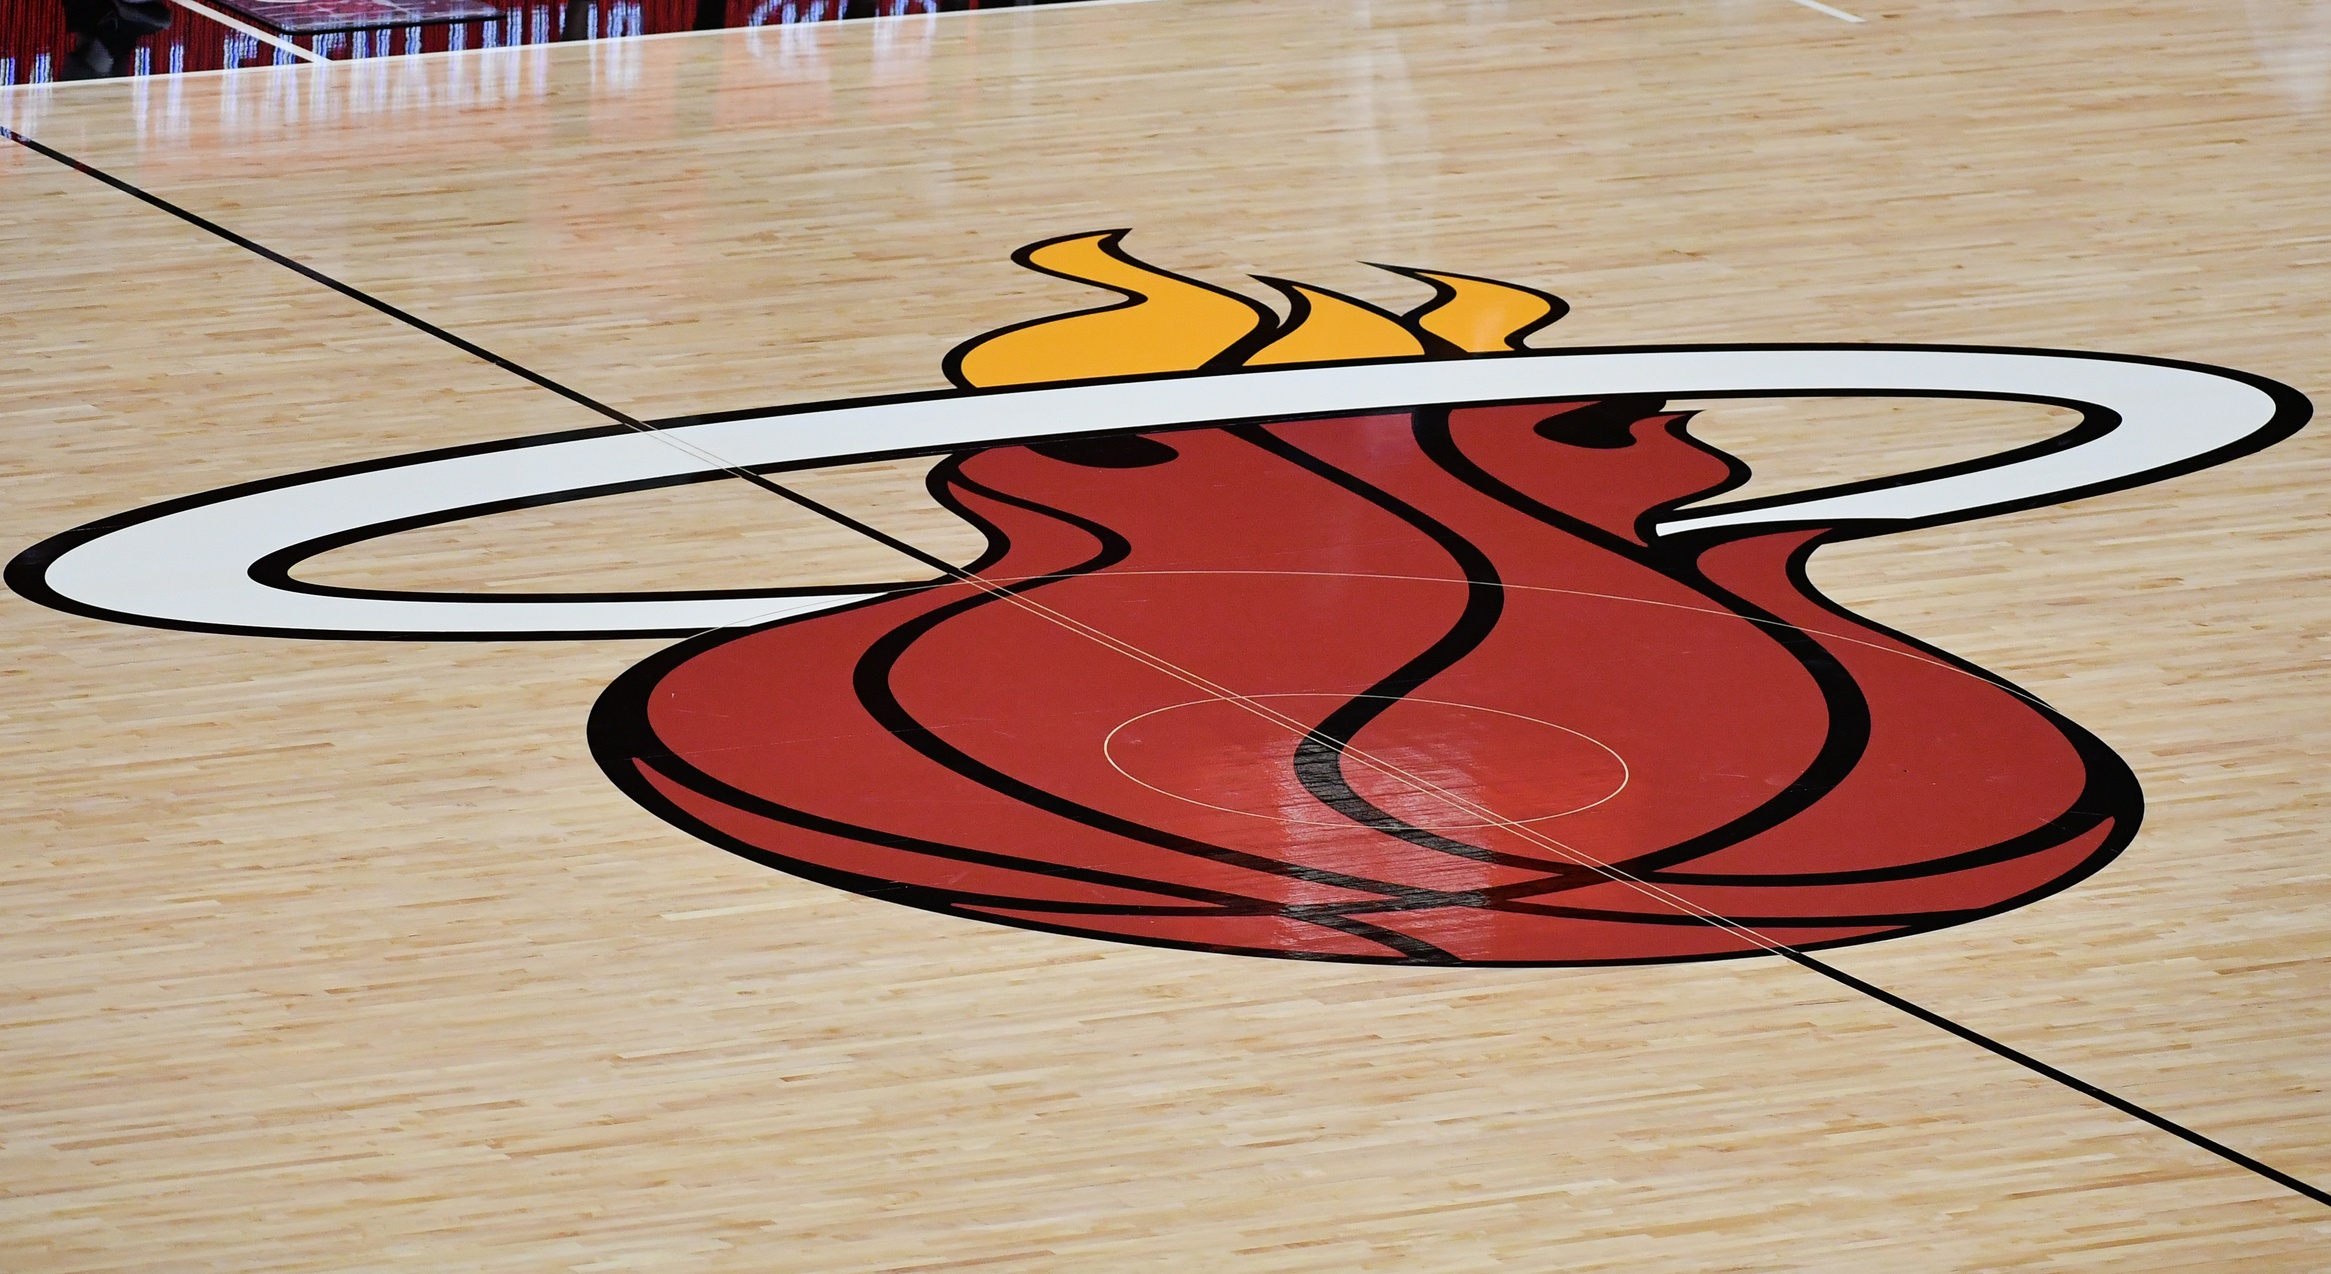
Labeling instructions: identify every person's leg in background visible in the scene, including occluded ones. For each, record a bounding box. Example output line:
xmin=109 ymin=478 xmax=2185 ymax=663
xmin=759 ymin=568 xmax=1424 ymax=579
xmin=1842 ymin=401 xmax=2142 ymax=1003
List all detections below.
xmin=59 ymin=0 xmax=173 ymax=80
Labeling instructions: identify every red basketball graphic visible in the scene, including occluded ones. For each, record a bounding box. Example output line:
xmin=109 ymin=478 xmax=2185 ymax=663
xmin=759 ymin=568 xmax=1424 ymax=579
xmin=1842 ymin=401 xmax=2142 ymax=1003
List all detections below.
xmin=590 ymin=396 xmax=2135 ymax=965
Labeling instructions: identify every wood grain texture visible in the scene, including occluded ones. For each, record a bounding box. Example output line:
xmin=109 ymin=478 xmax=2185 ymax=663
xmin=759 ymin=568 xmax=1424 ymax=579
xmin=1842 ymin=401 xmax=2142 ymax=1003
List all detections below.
xmin=4 ymin=1 xmax=2330 ymax=1268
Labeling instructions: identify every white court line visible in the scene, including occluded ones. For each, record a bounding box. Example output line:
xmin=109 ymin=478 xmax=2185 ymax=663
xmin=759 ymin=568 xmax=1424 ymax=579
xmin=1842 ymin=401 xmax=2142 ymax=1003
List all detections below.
xmin=165 ymin=0 xmax=329 ymax=63
xmin=1784 ymin=0 xmax=1865 ymax=22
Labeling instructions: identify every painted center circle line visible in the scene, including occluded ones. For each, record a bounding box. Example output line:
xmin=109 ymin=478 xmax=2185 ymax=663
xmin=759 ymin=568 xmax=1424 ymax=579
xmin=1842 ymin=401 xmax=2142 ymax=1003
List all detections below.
xmin=1101 ymin=693 xmax=1630 ymax=831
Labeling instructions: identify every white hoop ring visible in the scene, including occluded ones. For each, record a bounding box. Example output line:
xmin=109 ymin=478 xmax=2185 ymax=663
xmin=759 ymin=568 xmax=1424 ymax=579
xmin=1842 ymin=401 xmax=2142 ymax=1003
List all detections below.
xmin=10 ymin=345 xmax=2304 ymax=639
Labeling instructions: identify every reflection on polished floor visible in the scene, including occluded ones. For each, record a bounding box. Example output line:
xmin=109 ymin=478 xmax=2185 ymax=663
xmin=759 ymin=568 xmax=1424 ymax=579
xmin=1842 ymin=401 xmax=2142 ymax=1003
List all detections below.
xmin=0 ymin=0 xmax=1093 ymax=81
xmin=6 ymin=2 xmax=2331 ymax=1269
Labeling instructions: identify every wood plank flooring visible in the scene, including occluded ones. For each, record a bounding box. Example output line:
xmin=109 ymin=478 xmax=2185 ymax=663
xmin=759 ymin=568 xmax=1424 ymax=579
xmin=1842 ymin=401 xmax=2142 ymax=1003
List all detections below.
xmin=4 ymin=2 xmax=2329 ymax=1268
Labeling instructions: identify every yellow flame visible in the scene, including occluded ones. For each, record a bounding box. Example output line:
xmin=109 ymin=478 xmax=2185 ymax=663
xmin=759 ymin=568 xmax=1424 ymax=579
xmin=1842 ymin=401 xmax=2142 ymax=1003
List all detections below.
xmin=1405 ymin=269 xmax=1564 ymax=353
xmin=948 ymin=233 xmax=1270 ymax=388
xmin=1244 ymin=283 xmax=1428 ymax=366
xmin=946 ymin=235 xmax=1567 ymax=385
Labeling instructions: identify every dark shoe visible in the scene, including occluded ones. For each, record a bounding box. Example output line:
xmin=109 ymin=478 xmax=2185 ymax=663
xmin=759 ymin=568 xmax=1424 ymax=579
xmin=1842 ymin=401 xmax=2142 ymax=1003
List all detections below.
xmin=59 ymin=37 xmax=118 ymax=80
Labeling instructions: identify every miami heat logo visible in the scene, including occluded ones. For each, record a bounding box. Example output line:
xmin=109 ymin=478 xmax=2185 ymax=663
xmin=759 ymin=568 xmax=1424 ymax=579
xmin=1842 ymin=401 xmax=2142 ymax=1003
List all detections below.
xmin=10 ymin=232 xmax=2309 ymax=967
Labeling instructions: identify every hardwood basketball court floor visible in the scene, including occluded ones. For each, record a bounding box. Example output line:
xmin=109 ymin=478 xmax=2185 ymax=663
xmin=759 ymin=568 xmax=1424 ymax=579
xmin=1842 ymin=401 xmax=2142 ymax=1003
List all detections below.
xmin=4 ymin=2 xmax=2330 ymax=1268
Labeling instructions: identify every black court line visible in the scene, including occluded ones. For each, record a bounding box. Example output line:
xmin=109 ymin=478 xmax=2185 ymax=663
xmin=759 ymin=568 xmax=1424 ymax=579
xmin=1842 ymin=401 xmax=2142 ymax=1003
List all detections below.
xmin=0 ymin=124 xmax=956 ymax=584
xmin=6 ymin=122 xmax=2325 ymax=1211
